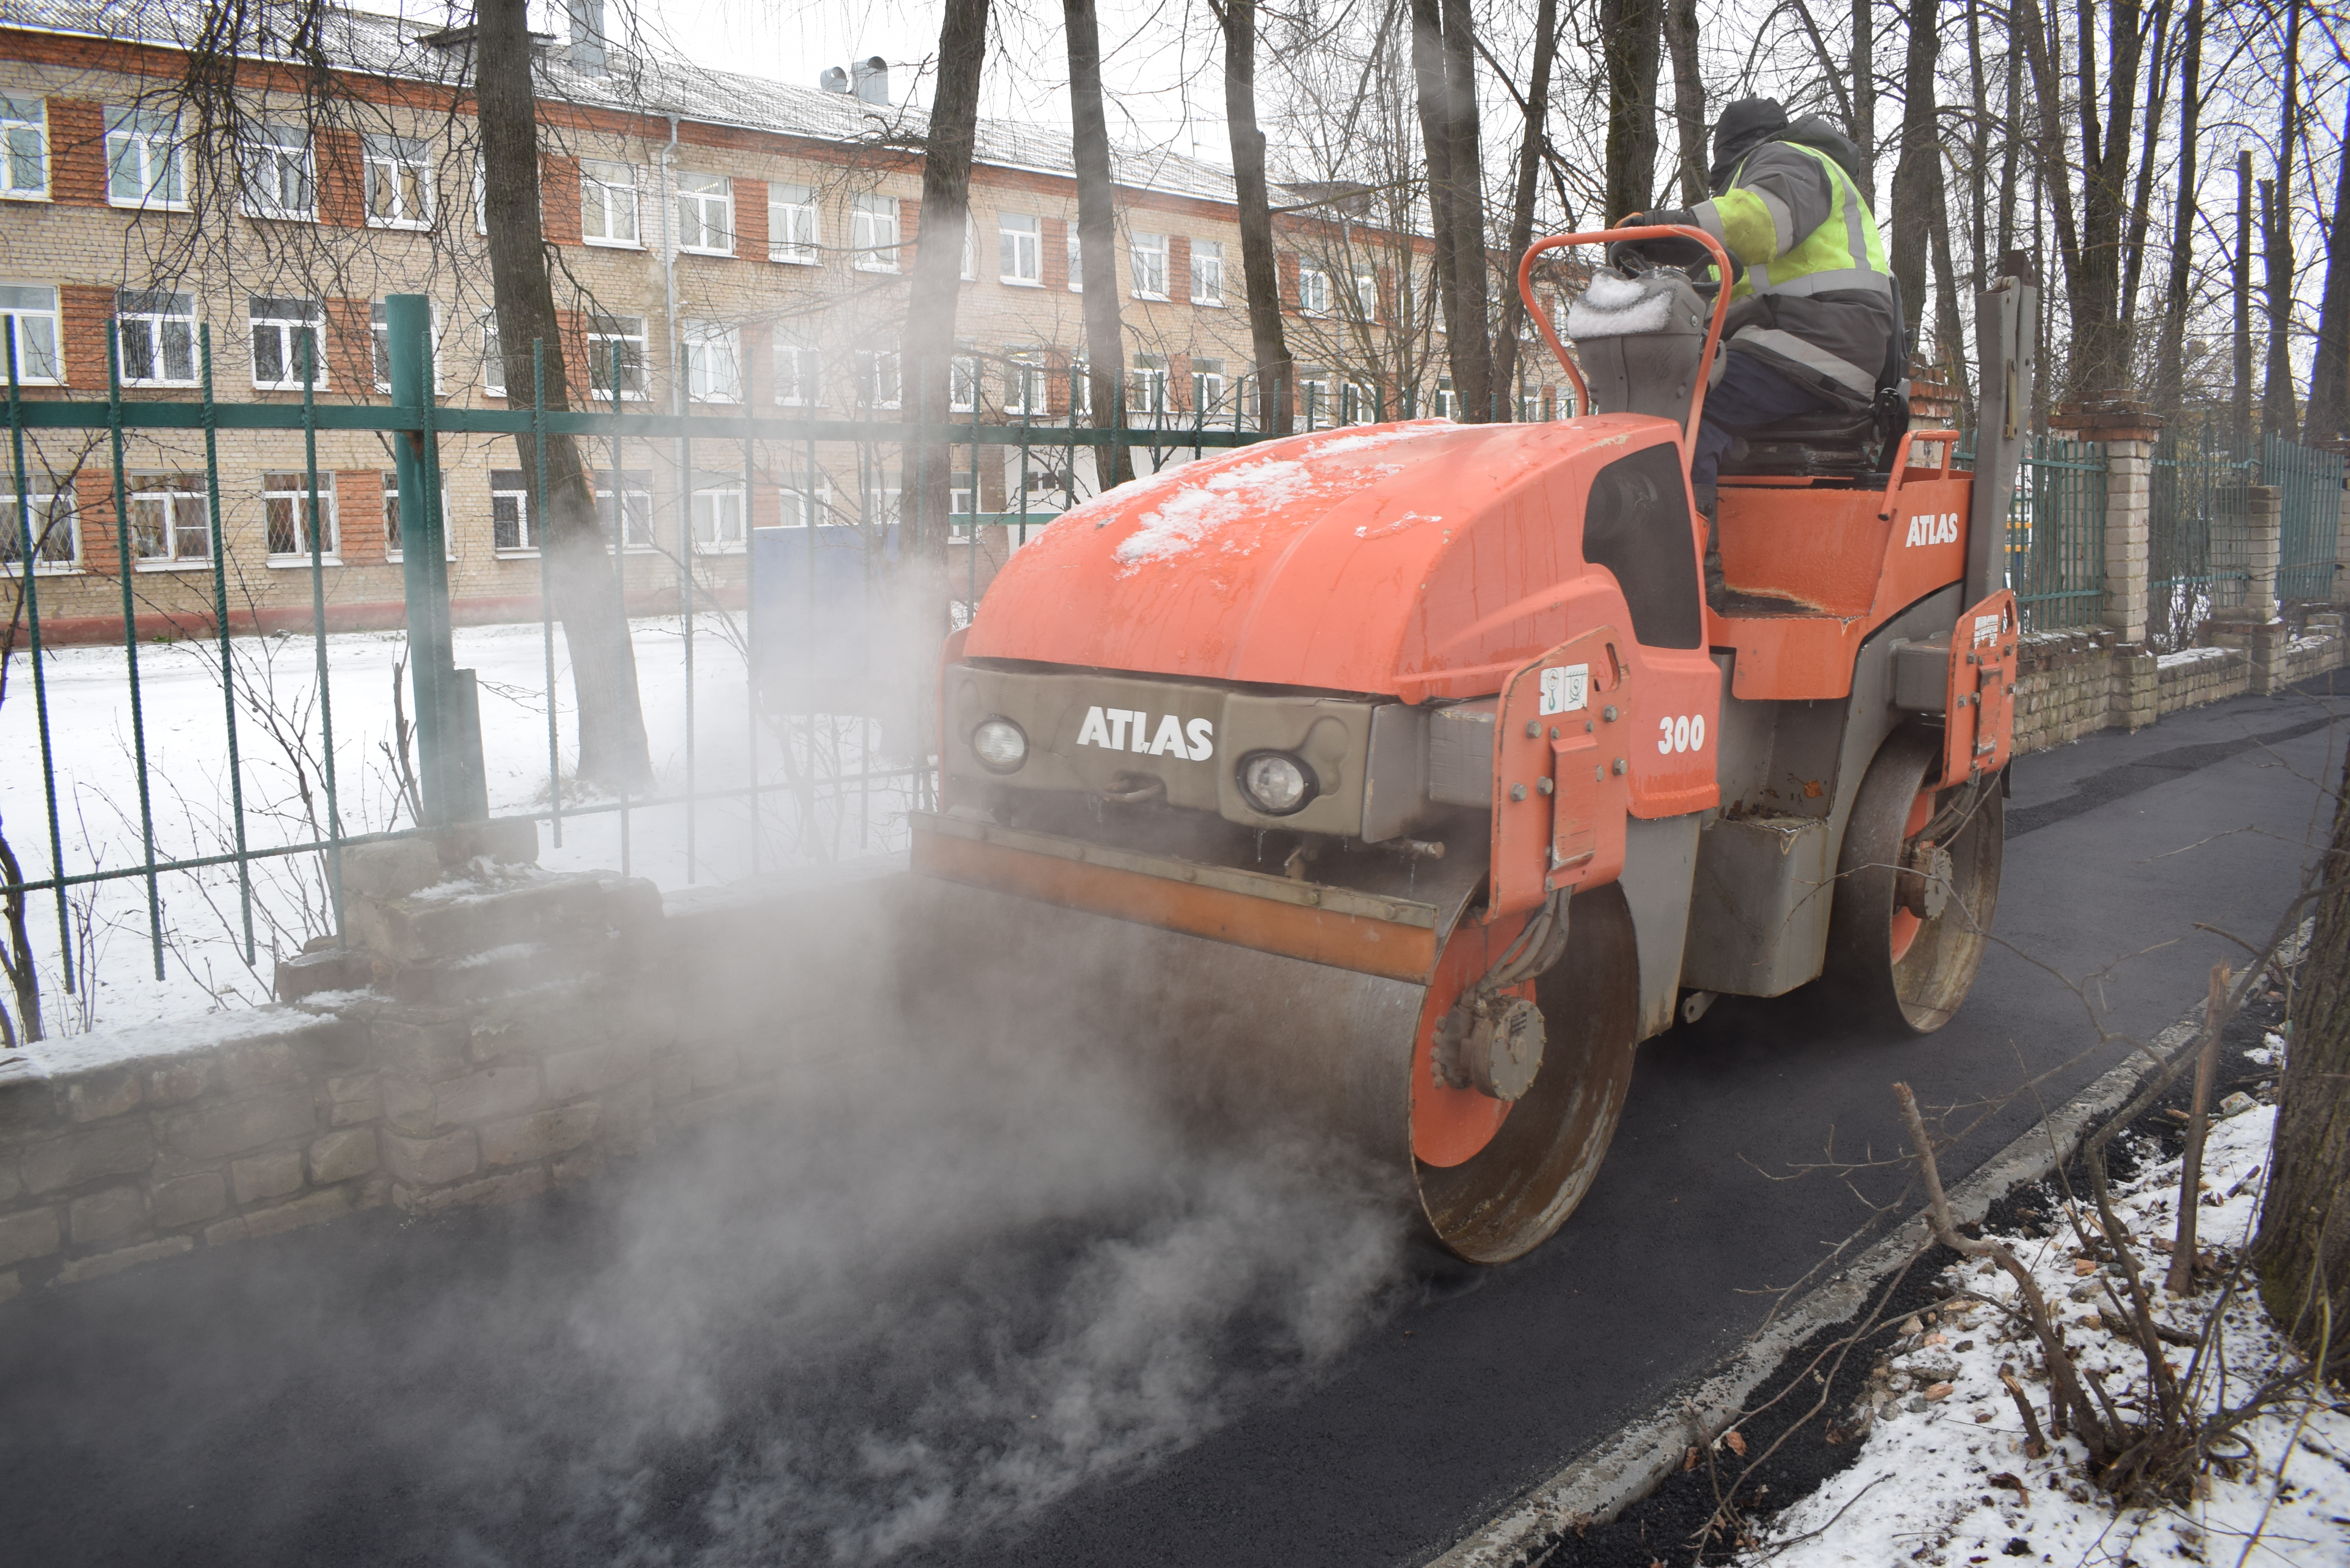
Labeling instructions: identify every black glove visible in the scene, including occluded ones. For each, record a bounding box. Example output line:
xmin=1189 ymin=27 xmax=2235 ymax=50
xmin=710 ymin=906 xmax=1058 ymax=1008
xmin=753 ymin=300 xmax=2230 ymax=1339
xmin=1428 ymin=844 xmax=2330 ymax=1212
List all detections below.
xmin=1609 ymin=206 xmax=1713 ymax=270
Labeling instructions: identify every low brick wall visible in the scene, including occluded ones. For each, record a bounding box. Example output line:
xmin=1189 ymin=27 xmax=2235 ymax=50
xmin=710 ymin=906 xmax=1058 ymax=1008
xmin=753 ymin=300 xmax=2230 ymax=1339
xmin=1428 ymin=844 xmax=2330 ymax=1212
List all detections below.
xmin=2009 ymin=628 xmax=2124 ymax=756
xmin=0 ymin=848 xmax=904 ymax=1299
xmin=2157 ymin=647 xmax=2253 ymax=714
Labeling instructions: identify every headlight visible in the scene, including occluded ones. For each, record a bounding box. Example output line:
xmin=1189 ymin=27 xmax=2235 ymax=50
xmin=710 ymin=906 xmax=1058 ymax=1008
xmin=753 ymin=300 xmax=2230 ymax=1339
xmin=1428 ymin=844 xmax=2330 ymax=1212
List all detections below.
xmin=1238 ymin=751 xmax=1315 ymax=815
xmin=971 ymin=717 xmax=1028 ymax=773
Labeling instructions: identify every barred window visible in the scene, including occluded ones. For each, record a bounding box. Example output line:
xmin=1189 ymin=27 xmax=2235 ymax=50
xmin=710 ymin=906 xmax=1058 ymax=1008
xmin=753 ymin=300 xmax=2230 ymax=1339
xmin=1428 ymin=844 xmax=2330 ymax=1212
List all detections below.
xmin=489 ymin=469 xmax=536 ymax=552
xmin=129 ymin=473 xmax=210 ymax=565
xmin=262 ymin=470 xmax=338 ymax=558
xmin=0 ymin=483 xmax=76 ymax=573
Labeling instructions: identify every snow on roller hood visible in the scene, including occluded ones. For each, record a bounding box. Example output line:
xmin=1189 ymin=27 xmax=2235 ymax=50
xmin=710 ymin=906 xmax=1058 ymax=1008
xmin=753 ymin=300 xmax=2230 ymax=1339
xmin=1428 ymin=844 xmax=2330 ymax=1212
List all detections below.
xmin=1566 ymin=272 xmax=1674 ymax=339
xmin=1064 ymin=422 xmax=1456 ymax=572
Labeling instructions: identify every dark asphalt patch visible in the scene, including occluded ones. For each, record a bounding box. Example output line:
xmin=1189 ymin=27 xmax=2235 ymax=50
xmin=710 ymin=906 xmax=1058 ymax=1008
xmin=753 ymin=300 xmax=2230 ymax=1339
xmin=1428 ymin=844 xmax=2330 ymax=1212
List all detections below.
xmin=2008 ymin=704 xmax=2342 ymax=838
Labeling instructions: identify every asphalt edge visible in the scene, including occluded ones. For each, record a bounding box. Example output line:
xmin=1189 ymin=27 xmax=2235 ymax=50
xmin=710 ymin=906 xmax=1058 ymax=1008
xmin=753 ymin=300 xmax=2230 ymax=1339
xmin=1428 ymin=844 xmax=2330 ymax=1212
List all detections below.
xmin=1425 ymin=1006 xmax=2210 ymax=1568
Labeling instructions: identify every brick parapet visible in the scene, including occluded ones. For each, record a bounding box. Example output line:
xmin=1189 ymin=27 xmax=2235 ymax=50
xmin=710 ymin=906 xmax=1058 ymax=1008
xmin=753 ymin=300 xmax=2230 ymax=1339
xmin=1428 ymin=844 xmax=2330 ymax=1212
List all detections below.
xmin=2101 ymin=438 xmax=2151 ymax=645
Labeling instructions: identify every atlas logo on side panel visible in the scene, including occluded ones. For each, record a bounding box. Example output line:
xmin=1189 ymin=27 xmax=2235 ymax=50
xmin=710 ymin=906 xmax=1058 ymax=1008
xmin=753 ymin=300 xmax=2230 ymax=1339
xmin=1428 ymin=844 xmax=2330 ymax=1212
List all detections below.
xmin=1075 ymin=706 xmax=1215 ymax=759
xmin=1904 ymin=512 xmax=1961 ymax=547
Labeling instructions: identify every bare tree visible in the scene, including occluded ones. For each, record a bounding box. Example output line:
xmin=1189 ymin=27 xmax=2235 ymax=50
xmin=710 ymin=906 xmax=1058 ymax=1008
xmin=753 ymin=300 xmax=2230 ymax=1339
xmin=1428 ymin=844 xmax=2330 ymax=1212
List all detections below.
xmin=1065 ymin=0 xmax=1132 ymax=481
xmin=1209 ymin=0 xmax=1295 ymax=434
xmin=1597 ymin=0 xmax=1662 ymax=224
xmin=2152 ymin=0 xmax=2205 ymax=417
xmin=1888 ymin=0 xmax=1940 ymax=349
xmin=1662 ymin=0 xmax=1707 ymax=206
xmin=2260 ymin=0 xmax=2303 ymax=442
xmin=2309 ymin=107 xmax=2350 ymax=445
xmin=1494 ymin=0 xmax=1563 ymax=407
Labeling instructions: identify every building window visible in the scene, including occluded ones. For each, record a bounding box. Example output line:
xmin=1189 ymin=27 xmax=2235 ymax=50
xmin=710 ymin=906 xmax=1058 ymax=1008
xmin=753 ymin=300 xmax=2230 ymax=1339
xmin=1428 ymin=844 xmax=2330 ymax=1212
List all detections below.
xmin=999 ymin=214 xmax=1041 ymax=284
xmin=1068 ymin=353 xmax=1092 ymax=418
xmin=950 ymin=350 xmax=978 ymax=413
xmin=115 ymin=290 xmax=197 ymax=386
xmin=473 ymin=154 xmax=488 ymax=235
xmin=675 ymin=171 xmax=732 ymax=255
xmin=1353 ymin=272 xmax=1380 ymax=322
xmin=1 ymin=483 xmax=76 ymax=572
xmin=862 ymin=480 xmax=902 ymax=527
xmin=682 ymin=320 xmax=741 ymax=403
xmin=482 ymin=314 xmax=506 ymax=398
xmin=776 ymin=480 xmax=831 ymax=528
xmin=1343 ymin=382 xmax=1378 ymax=424
xmin=363 ymin=135 xmax=433 ymax=229
xmin=960 ymin=215 xmax=977 ymax=282
xmin=106 ymin=107 xmax=185 ymax=207
xmin=1191 ymin=358 xmax=1227 ymax=419
xmin=240 ymin=123 xmax=314 ymax=220
xmin=1432 ymin=379 xmax=1454 ymax=418
xmin=593 ymin=468 xmax=654 ymax=549
xmin=1067 ymin=227 xmax=1083 ymax=292
xmin=1130 ymin=232 xmax=1168 ymax=300
xmin=1297 ymin=263 xmax=1333 ymax=316
xmin=129 ymin=474 xmax=210 ymax=565
xmin=690 ymin=480 xmax=745 ymax=550
xmin=769 ymin=182 xmax=819 ymax=263
xmin=1003 ymin=348 xmax=1045 ymax=416
xmin=582 ymin=159 xmax=639 ymax=246
xmin=380 ymin=473 xmax=453 ymax=561
xmin=1298 ymin=372 xmax=1333 ymax=425
xmin=1190 ymin=238 xmax=1224 ymax=305
xmin=850 ymin=193 xmax=899 ymax=272
xmin=852 ymin=343 xmax=900 ymax=408
xmin=370 ymin=301 xmax=443 ymax=393
xmin=585 ymin=314 xmax=647 ymax=399
xmin=774 ymin=325 xmax=819 ymax=406
xmin=489 ymin=469 xmax=536 ymax=551
xmin=1 ymin=95 xmax=48 ymax=199
xmin=262 ymin=470 xmax=338 ymax=558
xmin=1128 ymin=354 xmax=1169 ymax=422
xmin=249 ymin=296 xmax=325 ymax=390
xmin=0 ymin=284 xmax=61 ymax=384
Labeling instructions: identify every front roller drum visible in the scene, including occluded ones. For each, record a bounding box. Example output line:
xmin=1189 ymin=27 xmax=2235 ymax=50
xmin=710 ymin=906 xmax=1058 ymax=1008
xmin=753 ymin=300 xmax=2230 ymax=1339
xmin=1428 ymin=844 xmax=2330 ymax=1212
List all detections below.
xmin=1824 ymin=725 xmax=2005 ymax=1032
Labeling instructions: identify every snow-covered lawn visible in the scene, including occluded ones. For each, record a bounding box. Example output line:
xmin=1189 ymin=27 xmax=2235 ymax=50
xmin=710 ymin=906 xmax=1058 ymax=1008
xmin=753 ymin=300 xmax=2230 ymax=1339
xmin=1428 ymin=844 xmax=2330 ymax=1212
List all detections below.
xmin=1745 ymin=1062 xmax=2350 ymax=1568
xmin=1 ymin=616 xmax=914 ymax=1033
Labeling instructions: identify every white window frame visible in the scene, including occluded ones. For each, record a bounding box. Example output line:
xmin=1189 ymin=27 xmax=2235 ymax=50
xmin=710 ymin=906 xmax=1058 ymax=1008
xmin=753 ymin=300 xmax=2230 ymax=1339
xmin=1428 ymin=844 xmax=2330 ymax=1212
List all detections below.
xmin=1 ymin=95 xmax=49 ymax=200
xmin=0 ymin=284 xmax=62 ymax=385
xmin=675 ymin=171 xmax=732 ymax=256
xmin=689 ymin=481 xmax=746 ymax=551
xmin=1128 ymin=354 xmax=1170 ymax=422
xmin=115 ymin=290 xmax=198 ymax=387
xmin=489 ymin=469 xmax=537 ymax=554
xmin=1297 ymin=263 xmax=1333 ymax=317
xmin=1190 ymin=238 xmax=1224 ymax=305
xmin=1191 ymin=358 xmax=1227 ymax=419
xmin=1 ymin=484 xmax=77 ymax=574
xmin=768 ymin=182 xmax=819 ymax=264
xmin=773 ymin=326 xmax=819 ymax=407
xmin=380 ymin=472 xmax=453 ymax=563
xmin=1298 ymin=373 xmax=1334 ymax=426
xmin=853 ymin=344 xmax=901 ymax=409
xmin=850 ymin=193 xmax=900 ymax=272
xmin=1003 ymin=348 xmax=1045 ymax=416
xmin=960 ymin=214 xmax=977 ymax=282
xmin=106 ymin=106 xmax=186 ymax=208
xmin=473 ymin=154 xmax=488 ymax=236
xmin=1066 ymin=227 xmax=1083 ymax=292
xmin=128 ymin=473 xmax=211 ymax=568
xmin=363 ymin=134 xmax=433 ymax=230
xmin=775 ymin=479 xmax=832 ymax=528
xmin=1130 ymin=231 xmax=1168 ymax=300
xmin=249 ymin=296 xmax=326 ymax=391
xmin=585 ymin=315 xmax=648 ymax=401
xmin=1353 ymin=271 xmax=1379 ymax=322
xmin=950 ymin=350 xmax=979 ymax=413
xmin=240 ymin=122 xmax=314 ymax=221
xmin=682 ymin=320 xmax=742 ymax=404
xmin=999 ymin=214 xmax=1041 ymax=285
xmin=594 ymin=468 xmax=655 ymax=550
xmin=262 ymin=470 xmax=339 ymax=561
xmin=370 ymin=301 xmax=445 ymax=395
xmin=581 ymin=158 xmax=640 ymax=247
xmin=482 ymin=314 xmax=506 ymax=398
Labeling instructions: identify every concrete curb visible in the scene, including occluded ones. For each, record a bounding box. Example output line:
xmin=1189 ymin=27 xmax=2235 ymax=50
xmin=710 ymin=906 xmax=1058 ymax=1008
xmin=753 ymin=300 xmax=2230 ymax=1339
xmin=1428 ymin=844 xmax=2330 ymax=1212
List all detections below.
xmin=1425 ymin=1007 xmax=2209 ymax=1568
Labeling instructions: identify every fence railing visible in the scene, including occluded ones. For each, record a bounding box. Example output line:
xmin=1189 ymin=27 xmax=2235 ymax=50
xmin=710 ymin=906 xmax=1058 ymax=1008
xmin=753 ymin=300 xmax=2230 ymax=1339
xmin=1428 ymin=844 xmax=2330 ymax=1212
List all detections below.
xmin=2002 ymin=435 xmax=2108 ymax=630
xmin=2148 ymin=429 xmax=2256 ymax=652
xmin=2266 ymin=433 xmax=2347 ymax=607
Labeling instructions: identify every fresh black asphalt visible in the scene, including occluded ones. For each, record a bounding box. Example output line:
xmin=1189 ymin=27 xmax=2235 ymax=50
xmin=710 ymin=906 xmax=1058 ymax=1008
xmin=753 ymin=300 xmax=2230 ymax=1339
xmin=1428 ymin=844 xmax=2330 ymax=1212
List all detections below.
xmin=3 ymin=672 xmax=2342 ymax=1568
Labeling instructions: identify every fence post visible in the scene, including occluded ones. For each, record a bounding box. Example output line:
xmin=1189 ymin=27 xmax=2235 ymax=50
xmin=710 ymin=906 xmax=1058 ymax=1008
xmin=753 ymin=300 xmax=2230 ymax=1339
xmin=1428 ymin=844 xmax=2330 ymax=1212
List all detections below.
xmin=2207 ymin=485 xmax=2288 ymax=695
xmin=2102 ymin=421 xmax=2157 ymax=729
xmin=2333 ymin=448 xmax=2350 ymax=607
xmin=387 ymin=294 xmax=490 ymax=823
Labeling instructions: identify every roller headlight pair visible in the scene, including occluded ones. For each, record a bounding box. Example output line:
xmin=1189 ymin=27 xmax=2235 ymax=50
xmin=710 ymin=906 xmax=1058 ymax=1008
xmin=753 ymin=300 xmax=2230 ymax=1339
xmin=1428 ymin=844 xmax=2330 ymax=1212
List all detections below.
xmin=1237 ymin=751 xmax=1317 ymax=815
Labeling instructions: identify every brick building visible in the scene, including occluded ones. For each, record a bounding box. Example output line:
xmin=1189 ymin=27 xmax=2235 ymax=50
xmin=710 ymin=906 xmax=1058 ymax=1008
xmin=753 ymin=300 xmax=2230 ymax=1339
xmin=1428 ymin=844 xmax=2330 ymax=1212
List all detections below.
xmin=0 ymin=1 xmax=1574 ymax=642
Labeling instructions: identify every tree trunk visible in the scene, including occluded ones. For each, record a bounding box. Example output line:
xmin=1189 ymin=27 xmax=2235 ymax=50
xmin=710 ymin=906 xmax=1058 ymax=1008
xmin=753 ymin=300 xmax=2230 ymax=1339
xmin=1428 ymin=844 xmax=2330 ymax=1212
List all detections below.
xmin=2260 ymin=0 xmax=2301 ymax=443
xmin=2152 ymin=0 xmax=2202 ymax=416
xmin=1995 ymin=20 xmax=2022 ymax=263
xmin=2117 ymin=0 xmax=2172 ymax=327
xmin=2235 ymin=149 xmax=2254 ymax=452
xmin=2307 ymin=111 xmax=2350 ymax=446
xmin=0 ymin=825 xmax=41 ymax=1044
xmin=1850 ymin=0 xmax=1875 ymax=199
xmin=1493 ymin=0 xmax=1561 ymax=411
xmin=2072 ymin=0 xmax=2145 ymax=397
xmin=1888 ymin=0 xmax=1939 ymax=349
xmin=1964 ymin=1 xmax=1988 ymax=294
xmin=2255 ymin=740 xmax=2350 ymax=1377
xmin=1662 ymin=0 xmax=1706 ymax=206
xmin=1439 ymin=0 xmax=1495 ymax=420
xmin=1066 ymin=0 xmax=1132 ymax=482
xmin=904 ymin=0 xmax=990 ymax=632
xmin=1409 ymin=0 xmax=1461 ymax=381
xmin=1598 ymin=0 xmax=1662 ymax=225
xmin=1214 ymin=0 xmax=1294 ymax=435
xmin=474 ymin=0 xmax=650 ymax=791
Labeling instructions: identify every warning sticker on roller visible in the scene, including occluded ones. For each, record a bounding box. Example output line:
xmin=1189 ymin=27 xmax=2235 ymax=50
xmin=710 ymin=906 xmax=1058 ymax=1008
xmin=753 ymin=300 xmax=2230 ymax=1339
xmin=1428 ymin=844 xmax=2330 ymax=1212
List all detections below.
xmin=1539 ymin=664 xmax=1589 ymax=715
xmin=1973 ymin=613 xmax=2002 ymax=647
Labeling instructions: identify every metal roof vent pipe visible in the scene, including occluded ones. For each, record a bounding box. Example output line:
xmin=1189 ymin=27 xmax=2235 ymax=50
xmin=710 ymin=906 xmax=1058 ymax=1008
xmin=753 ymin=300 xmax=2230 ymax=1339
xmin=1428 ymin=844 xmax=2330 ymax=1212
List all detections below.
xmin=820 ymin=65 xmax=850 ymax=93
xmin=565 ymin=0 xmax=607 ymax=75
xmin=850 ymin=56 xmax=890 ymax=104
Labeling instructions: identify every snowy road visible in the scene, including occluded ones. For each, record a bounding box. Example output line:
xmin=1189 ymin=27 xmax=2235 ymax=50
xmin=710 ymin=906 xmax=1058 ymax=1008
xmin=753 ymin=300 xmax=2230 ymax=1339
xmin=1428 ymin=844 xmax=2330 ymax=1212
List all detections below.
xmin=0 ymin=673 xmax=2342 ymax=1568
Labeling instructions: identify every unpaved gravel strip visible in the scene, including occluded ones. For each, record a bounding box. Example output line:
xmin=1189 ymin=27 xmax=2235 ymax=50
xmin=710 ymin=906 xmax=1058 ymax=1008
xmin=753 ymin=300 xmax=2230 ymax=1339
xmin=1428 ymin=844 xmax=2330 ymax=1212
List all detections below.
xmin=1425 ymin=1005 xmax=2211 ymax=1568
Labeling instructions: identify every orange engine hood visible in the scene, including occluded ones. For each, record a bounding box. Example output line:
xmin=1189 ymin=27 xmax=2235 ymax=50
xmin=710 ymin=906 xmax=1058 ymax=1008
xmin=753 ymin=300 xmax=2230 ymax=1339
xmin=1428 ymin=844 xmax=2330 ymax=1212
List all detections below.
xmin=963 ymin=416 xmax=1685 ymax=701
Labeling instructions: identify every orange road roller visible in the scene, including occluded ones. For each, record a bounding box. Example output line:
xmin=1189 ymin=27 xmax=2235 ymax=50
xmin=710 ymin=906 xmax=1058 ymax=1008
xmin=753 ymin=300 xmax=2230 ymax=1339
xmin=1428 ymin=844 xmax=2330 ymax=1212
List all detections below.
xmin=908 ymin=231 xmax=2037 ymax=1262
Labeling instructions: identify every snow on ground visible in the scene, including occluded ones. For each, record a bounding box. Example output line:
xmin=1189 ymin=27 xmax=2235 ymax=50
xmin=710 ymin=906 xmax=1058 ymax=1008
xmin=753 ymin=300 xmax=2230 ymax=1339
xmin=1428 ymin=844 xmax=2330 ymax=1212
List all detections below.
xmin=0 ymin=615 xmax=914 ymax=1034
xmin=1743 ymin=1098 xmax=2350 ymax=1568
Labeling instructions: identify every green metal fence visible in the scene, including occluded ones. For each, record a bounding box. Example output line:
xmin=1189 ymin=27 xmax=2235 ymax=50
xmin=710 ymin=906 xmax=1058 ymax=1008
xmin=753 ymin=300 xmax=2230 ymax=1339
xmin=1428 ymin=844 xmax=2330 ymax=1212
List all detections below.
xmin=2148 ymin=429 xmax=2256 ymax=652
xmin=2001 ymin=435 xmax=2108 ymax=630
xmin=2266 ymin=433 xmax=2347 ymax=606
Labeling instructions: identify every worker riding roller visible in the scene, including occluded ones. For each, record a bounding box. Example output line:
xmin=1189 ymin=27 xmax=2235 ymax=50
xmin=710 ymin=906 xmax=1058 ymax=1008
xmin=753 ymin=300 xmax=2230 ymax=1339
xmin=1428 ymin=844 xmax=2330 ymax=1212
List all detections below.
xmin=1616 ymin=97 xmax=1902 ymax=605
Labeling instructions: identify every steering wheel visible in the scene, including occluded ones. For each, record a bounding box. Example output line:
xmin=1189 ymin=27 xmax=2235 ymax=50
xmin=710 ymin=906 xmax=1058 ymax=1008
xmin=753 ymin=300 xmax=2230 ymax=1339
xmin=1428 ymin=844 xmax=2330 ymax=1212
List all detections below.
xmin=1605 ymin=235 xmax=1745 ymax=297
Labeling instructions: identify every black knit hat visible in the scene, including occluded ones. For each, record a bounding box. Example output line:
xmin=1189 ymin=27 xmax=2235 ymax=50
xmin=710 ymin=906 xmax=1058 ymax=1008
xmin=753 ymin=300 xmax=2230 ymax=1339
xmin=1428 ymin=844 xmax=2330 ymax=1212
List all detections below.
xmin=1709 ymin=97 xmax=1790 ymax=190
